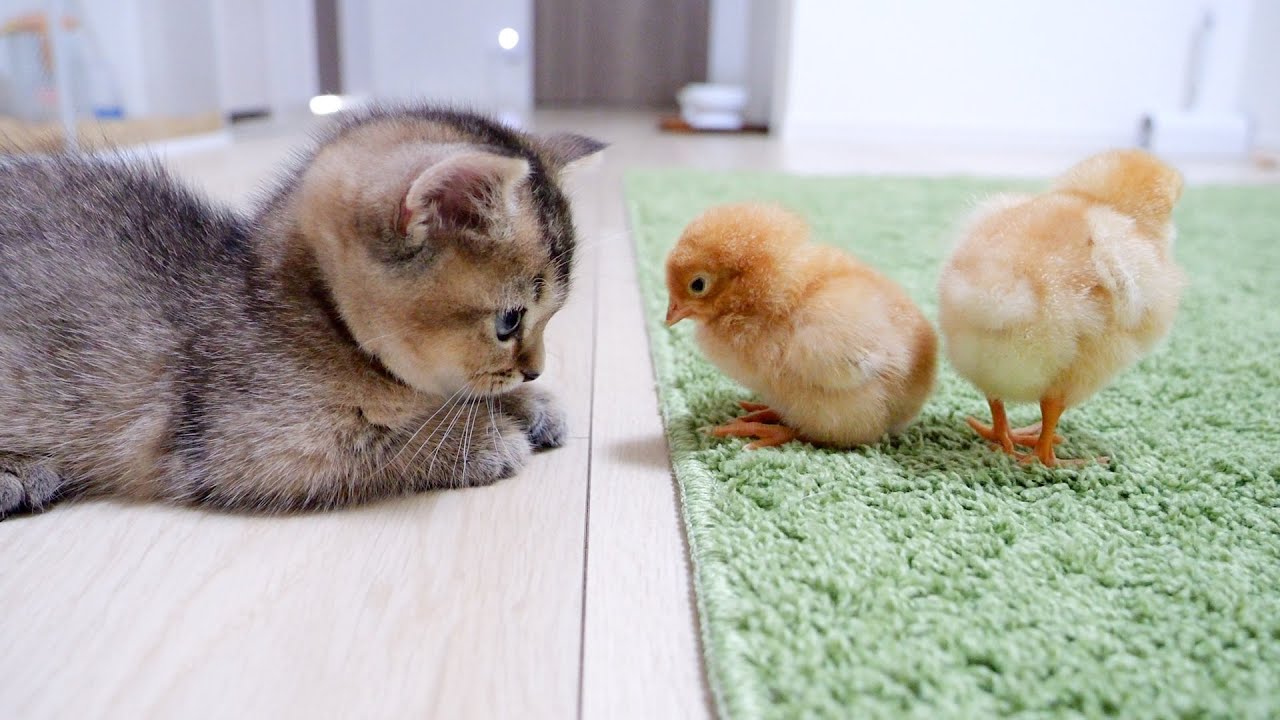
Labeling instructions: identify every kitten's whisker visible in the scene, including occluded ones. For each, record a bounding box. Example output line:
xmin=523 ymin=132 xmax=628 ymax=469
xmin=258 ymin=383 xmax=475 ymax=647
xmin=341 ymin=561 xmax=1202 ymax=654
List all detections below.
xmin=455 ymin=395 xmax=478 ymax=483
xmin=377 ymin=384 xmax=467 ymax=477
xmin=484 ymin=396 xmax=498 ymax=449
xmin=421 ymin=392 xmax=472 ymax=486
xmin=410 ymin=404 xmax=460 ymax=487
xmin=448 ymin=392 xmax=478 ymax=486
xmin=450 ymin=392 xmax=471 ymax=481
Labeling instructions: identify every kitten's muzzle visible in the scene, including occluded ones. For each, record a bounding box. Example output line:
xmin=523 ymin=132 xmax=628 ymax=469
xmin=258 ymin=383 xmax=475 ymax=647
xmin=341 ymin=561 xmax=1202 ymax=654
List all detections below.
xmin=521 ymin=370 xmax=541 ymax=382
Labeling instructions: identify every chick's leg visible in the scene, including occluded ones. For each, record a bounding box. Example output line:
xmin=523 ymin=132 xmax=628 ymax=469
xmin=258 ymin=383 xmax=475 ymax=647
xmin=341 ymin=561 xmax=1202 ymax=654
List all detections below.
xmin=967 ymin=399 xmax=1064 ymax=450
xmin=967 ymin=399 xmax=1016 ymax=454
xmin=1024 ymin=396 xmax=1067 ymax=467
xmin=710 ymin=420 xmax=797 ymax=449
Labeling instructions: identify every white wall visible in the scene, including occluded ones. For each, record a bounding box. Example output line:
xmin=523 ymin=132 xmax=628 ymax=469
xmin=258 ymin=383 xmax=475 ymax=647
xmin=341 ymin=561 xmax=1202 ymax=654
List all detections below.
xmin=210 ymin=0 xmax=271 ymax=113
xmin=262 ymin=0 xmax=319 ymax=113
xmin=340 ymin=0 xmax=532 ymax=114
xmin=773 ymin=0 xmax=1255 ymax=149
xmin=338 ymin=0 xmax=373 ymax=97
xmin=1239 ymin=0 xmax=1280 ymax=150
xmin=744 ymin=0 xmax=778 ymax=126
xmin=135 ymin=0 xmax=220 ymax=117
xmin=211 ymin=0 xmax=318 ymax=116
xmin=708 ymin=0 xmax=750 ymax=85
xmin=80 ymin=1 xmax=149 ymax=115
xmin=707 ymin=0 xmax=777 ymax=125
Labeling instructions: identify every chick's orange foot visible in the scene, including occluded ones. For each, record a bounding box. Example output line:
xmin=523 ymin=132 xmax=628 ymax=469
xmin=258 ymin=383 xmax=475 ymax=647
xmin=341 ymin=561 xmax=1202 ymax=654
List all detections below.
xmin=974 ymin=396 xmax=1107 ymax=468
xmin=710 ymin=420 xmax=797 ymax=450
xmin=966 ymin=398 xmax=1064 ymax=455
xmin=966 ymin=418 xmax=1065 ymax=449
xmin=734 ymin=400 xmax=783 ymax=425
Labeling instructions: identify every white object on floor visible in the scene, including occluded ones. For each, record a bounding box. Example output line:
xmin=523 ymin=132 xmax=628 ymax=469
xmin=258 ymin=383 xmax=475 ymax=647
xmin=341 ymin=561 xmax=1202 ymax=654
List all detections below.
xmin=680 ymin=109 xmax=744 ymax=131
xmin=677 ymin=82 xmax=748 ymax=130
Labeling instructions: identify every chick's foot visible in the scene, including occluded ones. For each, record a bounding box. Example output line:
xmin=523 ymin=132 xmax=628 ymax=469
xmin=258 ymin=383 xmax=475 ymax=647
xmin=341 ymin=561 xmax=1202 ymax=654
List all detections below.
xmin=1012 ymin=396 xmax=1107 ymax=468
xmin=967 ymin=398 xmax=1063 ymax=454
xmin=967 ymin=418 xmax=1064 ymax=448
xmin=735 ymin=400 xmax=783 ymax=425
xmin=710 ymin=420 xmax=797 ymax=449
xmin=966 ymin=398 xmax=1016 ymax=454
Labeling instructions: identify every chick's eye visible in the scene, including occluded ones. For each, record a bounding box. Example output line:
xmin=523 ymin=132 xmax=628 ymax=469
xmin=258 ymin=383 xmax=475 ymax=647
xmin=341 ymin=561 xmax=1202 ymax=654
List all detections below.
xmin=495 ymin=307 xmax=525 ymax=342
xmin=689 ymin=275 xmax=709 ymax=295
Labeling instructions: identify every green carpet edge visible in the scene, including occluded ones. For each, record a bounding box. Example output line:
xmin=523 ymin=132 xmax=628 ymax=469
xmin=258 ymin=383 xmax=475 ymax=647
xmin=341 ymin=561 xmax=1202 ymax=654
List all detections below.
xmin=625 ymin=176 xmax=750 ymax=720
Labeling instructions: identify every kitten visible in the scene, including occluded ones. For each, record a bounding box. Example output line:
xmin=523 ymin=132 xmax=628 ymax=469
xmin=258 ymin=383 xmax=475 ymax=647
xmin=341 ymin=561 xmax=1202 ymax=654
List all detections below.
xmin=0 ymin=104 xmax=603 ymax=515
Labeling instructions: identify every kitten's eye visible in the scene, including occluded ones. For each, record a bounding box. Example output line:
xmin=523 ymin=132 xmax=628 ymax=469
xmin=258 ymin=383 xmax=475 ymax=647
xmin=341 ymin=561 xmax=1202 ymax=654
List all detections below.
xmin=689 ymin=274 xmax=710 ymax=296
xmin=496 ymin=307 xmax=525 ymax=342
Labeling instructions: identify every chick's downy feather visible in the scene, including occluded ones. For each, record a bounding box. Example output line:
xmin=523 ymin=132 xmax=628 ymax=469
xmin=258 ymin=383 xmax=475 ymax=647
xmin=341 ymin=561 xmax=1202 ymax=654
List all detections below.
xmin=666 ymin=203 xmax=936 ymax=448
xmin=938 ymin=149 xmax=1186 ymax=465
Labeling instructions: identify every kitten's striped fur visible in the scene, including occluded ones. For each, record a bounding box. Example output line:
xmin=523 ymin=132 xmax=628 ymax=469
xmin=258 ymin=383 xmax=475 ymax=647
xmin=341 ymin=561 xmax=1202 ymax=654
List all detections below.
xmin=0 ymin=104 xmax=603 ymax=515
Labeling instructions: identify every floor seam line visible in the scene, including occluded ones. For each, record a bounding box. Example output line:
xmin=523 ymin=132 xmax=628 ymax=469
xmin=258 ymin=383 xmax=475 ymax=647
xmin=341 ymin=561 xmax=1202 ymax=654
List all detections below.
xmin=575 ymin=201 xmax=603 ymax=720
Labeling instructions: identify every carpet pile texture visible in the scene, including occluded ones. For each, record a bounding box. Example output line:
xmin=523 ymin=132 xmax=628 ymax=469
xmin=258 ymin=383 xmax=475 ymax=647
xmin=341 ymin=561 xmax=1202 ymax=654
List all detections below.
xmin=627 ymin=170 xmax=1280 ymax=719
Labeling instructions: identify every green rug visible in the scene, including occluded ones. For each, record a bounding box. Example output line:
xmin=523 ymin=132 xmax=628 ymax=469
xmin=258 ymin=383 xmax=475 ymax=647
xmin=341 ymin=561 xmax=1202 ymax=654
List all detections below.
xmin=627 ymin=170 xmax=1280 ymax=719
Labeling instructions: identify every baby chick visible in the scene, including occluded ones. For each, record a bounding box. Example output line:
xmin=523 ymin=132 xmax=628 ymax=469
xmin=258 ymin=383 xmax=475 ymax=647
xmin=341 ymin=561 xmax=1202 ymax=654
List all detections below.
xmin=665 ymin=203 xmax=937 ymax=449
xmin=938 ymin=149 xmax=1186 ymax=466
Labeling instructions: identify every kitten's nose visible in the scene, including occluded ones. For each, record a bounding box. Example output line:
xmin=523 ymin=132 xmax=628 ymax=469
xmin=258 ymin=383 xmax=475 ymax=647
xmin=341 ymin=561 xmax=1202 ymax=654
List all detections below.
xmin=521 ymin=370 xmax=541 ymax=382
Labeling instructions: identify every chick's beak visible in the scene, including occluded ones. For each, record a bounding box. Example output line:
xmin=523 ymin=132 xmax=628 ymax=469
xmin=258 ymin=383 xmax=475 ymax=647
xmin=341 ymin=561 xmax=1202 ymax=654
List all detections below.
xmin=665 ymin=299 xmax=692 ymax=326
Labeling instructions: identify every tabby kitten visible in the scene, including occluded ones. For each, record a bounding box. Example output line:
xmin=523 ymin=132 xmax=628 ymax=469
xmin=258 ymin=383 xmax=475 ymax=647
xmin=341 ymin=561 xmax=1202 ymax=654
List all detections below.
xmin=0 ymin=104 xmax=603 ymax=515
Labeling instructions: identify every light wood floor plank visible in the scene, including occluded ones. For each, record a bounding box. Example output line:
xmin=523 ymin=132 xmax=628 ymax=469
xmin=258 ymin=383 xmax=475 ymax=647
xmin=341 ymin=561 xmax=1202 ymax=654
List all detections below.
xmin=562 ymin=112 xmax=715 ymax=720
xmin=0 ymin=117 xmax=596 ymax=720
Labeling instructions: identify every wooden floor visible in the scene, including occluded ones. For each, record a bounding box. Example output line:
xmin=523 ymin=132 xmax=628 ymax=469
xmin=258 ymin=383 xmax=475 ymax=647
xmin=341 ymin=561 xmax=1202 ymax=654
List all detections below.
xmin=2 ymin=110 xmax=1275 ymax=720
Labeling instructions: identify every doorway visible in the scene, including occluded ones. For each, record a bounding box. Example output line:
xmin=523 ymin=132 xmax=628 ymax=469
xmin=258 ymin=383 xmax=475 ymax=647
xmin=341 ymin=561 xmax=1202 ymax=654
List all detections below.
xmin=534 ymin=0 xmax=709 ymax=107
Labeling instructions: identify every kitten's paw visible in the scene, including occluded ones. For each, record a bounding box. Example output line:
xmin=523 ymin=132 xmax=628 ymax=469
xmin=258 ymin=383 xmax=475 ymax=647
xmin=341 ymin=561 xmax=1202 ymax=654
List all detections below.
xmin=0 ymin=459 xmax=63 ymax=519
xmin=460 ymin=412 xmax=533 ymax=487
xmin=499 ymin=385 xmax=568 ymax=450
xmin=423 ymin=409 xmax=532 ymax=489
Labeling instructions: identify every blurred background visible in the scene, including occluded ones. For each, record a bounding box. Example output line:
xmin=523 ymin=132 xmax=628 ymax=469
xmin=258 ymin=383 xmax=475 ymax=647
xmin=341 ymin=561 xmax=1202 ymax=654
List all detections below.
xmin=0 ymin=0 xmax=1275 ymax=160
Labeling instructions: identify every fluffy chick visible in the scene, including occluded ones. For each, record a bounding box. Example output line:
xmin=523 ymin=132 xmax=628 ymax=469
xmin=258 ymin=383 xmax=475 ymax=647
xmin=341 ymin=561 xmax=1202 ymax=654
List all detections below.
xmin=938 ymin=148 xmax=1186 ymax=467
xmin=665 ymin=203 xmax=937 ymax=449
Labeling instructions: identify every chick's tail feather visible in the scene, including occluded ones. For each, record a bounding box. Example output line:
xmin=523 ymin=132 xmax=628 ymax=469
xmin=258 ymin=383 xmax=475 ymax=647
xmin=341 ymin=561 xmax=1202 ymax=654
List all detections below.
xmin=1053 ymin=149 xmax=1183 ymax=231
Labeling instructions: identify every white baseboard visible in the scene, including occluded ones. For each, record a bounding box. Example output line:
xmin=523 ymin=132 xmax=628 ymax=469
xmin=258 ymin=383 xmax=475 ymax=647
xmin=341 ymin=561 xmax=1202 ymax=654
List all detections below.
xmin=776 ymin=118 xmax=1133 ymax=153
xmin=125 ymin=130 xmax=235 ymax=159
xmin=1255 ymin=128 xmax=1280 ymax=153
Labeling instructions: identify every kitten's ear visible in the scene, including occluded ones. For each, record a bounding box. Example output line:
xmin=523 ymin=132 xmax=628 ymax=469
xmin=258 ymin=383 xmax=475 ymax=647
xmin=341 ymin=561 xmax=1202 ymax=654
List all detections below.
xmin=399 ymin=152 xmax=530 ymax=241
xmin=540 ymin=133 xmax=607 ymax=175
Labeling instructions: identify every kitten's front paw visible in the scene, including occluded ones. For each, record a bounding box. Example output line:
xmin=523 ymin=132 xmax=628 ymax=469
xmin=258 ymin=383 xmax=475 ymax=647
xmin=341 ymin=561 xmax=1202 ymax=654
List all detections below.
xmin=402 ymin=401 xmax=533 ymax=490
xmin=455 ymin=412 xmax=533 ymax=488
xmin=453 ymin=407 xmax=532 ymax=484
xmin=0 ymin=457 xmax=63 ymax=519
xmin=499 ymin=385 xmax=568 ymax=450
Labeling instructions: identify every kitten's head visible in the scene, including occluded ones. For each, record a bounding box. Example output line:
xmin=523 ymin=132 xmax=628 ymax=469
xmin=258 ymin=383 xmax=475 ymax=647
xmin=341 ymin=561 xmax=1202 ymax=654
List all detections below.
xmin=289 ymin=107 xmax=604 ymax=398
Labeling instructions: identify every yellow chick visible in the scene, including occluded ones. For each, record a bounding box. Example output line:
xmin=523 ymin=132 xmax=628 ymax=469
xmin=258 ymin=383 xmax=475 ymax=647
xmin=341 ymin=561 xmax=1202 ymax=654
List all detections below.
xmin=938 ymin=149 xmax=1186 ymax=467
xmin=665 ymin=203 xmax=937 ymax=449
